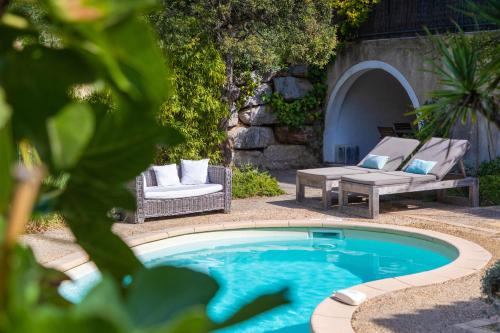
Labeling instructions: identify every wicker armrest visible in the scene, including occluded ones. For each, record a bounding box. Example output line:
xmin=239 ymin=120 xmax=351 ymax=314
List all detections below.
xmin=208 ymin=165 xmax=232 ymax=204
xmin=133 ymin=173 xmax=146 ymax=223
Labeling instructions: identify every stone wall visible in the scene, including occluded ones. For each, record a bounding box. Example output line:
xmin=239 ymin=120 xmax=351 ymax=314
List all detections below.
xmin=227 ymin=66 xmax=322 ymax=170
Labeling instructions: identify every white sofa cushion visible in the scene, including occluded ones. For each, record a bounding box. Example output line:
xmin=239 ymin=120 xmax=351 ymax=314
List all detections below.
xmin=152 ymin=164 xmax=180 ymax=186
xmin=144 ymin=183 xmax=223 ymax=199
xmin=181 ymin=159 xmax=209 ymax=185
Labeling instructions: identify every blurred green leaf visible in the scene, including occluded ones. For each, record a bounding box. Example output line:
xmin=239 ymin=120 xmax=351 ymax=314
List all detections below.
xmin=0 ymin=88 xmax=12 ymax=129
xmin=74 ymin=274 xmax=132 ymax=331
xmin=47 ymin=103 xmax=95 ymax=170
xmin=7 ymin=245 xmax=69 ymax=317
xmin=0 ymin=88 xmax=13 ymax=213
xmin=1 ymin=46 xmax=95 ymax=158
xmin=0 ymin=15 xmax=35 ymax=53
xmin=215 ymin=288 xmax=290 ymax=329
xmin=103 ymin=16 xmax=170 ymax=110
xmin=73 ymin=16 xmax=171 ymax=111
xmin=61 ymin=206 xmax=143 ymax=282
xmin=155 ymin=307 xmax=210 ymax=333
xmin=125 ymin=266 xmax=218 ymax=328
xmin=57 ymin=111 xmax=182 ymax=282
xmin=45 ymin=0 xmax=158 ymax=23
xmin=73 ymin=111 xmax=183 ymax=185
xmin=18 ymin=306 xmax=125 ymax=333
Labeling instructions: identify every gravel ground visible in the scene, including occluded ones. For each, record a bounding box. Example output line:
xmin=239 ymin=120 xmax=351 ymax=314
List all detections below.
xmin=22 ymin=170 xmax=500 ymax=332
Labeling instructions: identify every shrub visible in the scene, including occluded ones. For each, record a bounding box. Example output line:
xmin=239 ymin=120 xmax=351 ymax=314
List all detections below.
xmin=482 ymin=260 xmax=500 ymax=310
xmin=479 ymin=175 xmax=500 ymax=206
xmin=476 ymin=157 xmax=500 ymax=206
xmin=232 ymin=166 xmax=285 ymax=199
xmin=477 ymin=157 xmax=500 ymax=177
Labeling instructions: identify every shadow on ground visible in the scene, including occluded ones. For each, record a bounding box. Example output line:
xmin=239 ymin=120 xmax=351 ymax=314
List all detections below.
xmin=363 ymin=298 xmax=496 ymax=333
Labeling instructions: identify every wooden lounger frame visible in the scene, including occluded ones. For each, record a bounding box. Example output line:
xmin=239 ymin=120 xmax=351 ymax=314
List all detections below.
xmin=338 ymin=161 xmax=479 ymax=219
xmin=296 ymin=173 xmax=339 ymax=210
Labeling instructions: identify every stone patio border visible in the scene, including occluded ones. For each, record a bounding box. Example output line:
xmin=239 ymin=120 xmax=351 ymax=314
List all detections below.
xmin=44 ymin=218 xmax=492 ymax=333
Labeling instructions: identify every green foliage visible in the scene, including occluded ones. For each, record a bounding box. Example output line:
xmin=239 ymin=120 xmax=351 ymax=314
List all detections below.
xmin=331 ymin=0 xmax=381 ymax=37
xmin=482 ymin=260 xmax=500 ymax=309
xmin=264 ymin=66 xmax=327 ymax=129
xmin=415 ymin=30 xmax=499 ymax=138
xmin=413 ymin=1 xmax=500 ymax=143
xmin=476 ymin=157 xmax=500 ymax=206
xmin=232 ymin=166 xmax=285 ymax=199
xmin=157 ymin=0 xmax=378 ymax=76
xmin=151 ymin=14 xmax=228 ymax=164
xmin=477 ymin=157 xmax=500 ymax=176
xmin=236 ymin=72 xmax=260 ymax=109
xmin=0 ymin=1 xmax=288 ymax=332
xmin=479 ymin=175 xmax=500 ymax=206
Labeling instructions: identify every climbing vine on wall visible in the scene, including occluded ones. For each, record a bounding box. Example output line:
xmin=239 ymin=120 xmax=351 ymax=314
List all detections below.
xmin=263 ymin=65 xmax=327 ymax=129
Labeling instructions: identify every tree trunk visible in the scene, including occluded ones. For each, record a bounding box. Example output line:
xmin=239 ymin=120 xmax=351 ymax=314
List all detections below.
xmin=221 ymin=52 xmax=237 ymax=166
xmin=224 ymin=52 xmax=236 ymax=116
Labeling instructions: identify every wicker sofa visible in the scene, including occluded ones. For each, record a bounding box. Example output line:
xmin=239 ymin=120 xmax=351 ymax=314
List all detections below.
xmin=130 ymin=165 xmax=232 ymax=224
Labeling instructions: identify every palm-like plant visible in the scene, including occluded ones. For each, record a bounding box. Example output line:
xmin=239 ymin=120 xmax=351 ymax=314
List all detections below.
xmin=415 ymin=0 xmax=499 ymax=156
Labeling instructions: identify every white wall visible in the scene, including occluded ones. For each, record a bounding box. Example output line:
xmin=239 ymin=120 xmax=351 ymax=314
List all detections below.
xmin=331 ymin=69 xmax=415 ymax=160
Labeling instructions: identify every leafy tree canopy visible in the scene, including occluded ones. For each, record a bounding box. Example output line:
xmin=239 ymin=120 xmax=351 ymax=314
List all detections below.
xmin=155 ymin=0 xmax=379 ymax=77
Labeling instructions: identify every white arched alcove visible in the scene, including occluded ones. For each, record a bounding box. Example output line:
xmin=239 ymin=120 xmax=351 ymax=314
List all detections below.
xmin=323 ymin=60 xmax=420 ymax=163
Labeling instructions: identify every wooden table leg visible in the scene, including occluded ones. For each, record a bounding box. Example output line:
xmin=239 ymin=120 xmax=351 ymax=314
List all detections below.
xmin=469 ymin=178 xmax=479 ymax=207
xmin=322 ymin=180 xmax=333 ymax=210
xmin=368 ymin=187 xmax=379 ymax=219
xmin=338 ymin=182 xmax=347 ymax=212
xmin=296 ymin=175 xmax=305 ymax=202
xmin=436 ymin=189 xmax=447 ymax=203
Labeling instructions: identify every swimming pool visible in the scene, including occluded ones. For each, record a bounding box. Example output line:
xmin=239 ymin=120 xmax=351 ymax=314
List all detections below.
xmin=60 ymin=228 xmax=458 ymax=333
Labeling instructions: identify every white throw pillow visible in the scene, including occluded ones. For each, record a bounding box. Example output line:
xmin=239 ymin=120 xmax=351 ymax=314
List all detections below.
xmin=181 ymin=159 xmax=209 ymax=185
xmin=152 ymin=164 xmax=180 ymax=186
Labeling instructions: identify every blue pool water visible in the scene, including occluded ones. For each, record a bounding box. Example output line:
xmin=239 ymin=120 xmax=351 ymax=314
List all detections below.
xmin=60 ymin=229 xmax=456 ymax=333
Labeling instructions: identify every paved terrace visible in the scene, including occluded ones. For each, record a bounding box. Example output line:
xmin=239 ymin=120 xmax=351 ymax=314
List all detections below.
xmin=23 ymin=170 xmax=500 ymax=333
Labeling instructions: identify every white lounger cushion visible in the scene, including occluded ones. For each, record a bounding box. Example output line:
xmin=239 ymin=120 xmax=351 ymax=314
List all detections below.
xmin=144 ymin=183 xmax=223 ymax=199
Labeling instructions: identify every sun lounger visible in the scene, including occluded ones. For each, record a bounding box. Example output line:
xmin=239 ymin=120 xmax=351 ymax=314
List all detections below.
xmin=338 ymin=137 xmax=479 ymax=218
xmin=296 ymin=136 xmax=420 ymax=209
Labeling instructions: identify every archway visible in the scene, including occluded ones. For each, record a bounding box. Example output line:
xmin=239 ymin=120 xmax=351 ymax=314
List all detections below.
xmin=324 ymin=61 xmax=420 ymax=163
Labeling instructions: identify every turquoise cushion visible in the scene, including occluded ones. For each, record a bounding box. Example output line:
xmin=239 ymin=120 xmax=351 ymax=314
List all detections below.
xmin=405 ymin=159 xmax=437 ymax=175
xmin=361 ymin=154 xmax=390 ymax=170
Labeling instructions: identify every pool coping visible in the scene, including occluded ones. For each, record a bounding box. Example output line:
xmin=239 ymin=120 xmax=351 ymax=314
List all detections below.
xmin=44 ymin=218 xmax=492 ymax=333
